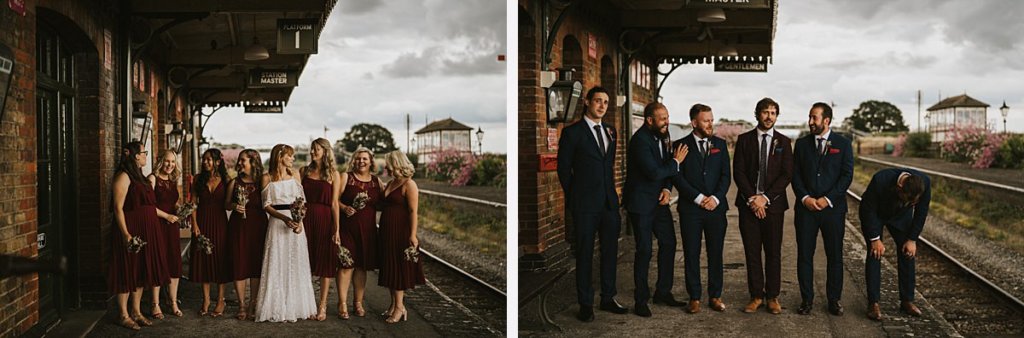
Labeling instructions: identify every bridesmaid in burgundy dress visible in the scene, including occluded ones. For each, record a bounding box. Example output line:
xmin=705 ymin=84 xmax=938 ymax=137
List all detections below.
xmin=300 ymin=138 xmax=342 ymax=321
xmin=378 ymin=150 xmax=425 ymax=324
xmin=190 ymin=148 xmax=231 ymax=317
xmin=149 ymin=149 xmax=184 ymax=318
xmin=337 ymin=146 xmax=383 ymax=319
xmin=110 ymin=141 xmax=178 ymax=330
xmin=225 ymin=149 xmax=269 ymax=321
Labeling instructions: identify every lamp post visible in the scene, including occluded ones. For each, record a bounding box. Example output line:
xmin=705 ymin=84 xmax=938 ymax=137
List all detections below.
xmin=475 ymin=126 xmax=484 ymax=156
xmin=1000 ymin=101 xmax=1010 ymax=134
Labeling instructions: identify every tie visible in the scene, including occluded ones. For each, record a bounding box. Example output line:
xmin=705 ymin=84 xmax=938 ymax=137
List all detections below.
xmin=594 ymin=125 xmax=606 ymax=155
xmin=658 ymin=137 xmax=666 ymax=160
xmin=699 ymin=140 xmax=707 ymax=158
xmin=758 ymin=134 xmax=768 ymax=194
xmin=816 ymin=138 xmax=824 ymax=155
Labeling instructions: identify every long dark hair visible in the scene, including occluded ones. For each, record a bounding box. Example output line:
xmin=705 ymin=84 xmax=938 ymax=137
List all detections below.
xmin=195 ymin=148 xmax=228 ymax=195
xmin=235 ymin=149 xmax=264 ymax=181
xmin=115 ymin=141 xmax=147 ymax=183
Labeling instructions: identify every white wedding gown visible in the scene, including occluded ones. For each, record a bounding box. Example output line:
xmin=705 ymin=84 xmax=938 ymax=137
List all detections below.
xmin=254 ymin=178 xmax=317 ymax=322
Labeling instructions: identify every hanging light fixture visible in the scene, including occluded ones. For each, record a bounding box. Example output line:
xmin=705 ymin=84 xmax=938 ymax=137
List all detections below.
xmin=717 ymin=41 xmax=738 ymax=57
xmin=244 ymin=15 xmax=269 ymax=61
xmin=697 ymin=8 xmax=726 ymax=23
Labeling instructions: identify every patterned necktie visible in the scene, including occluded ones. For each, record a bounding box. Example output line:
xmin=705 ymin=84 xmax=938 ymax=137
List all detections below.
xmin=758 ymin=134 xmax=768 ymax=193
xmin=594 ymin=125 xmax=606 ymax=154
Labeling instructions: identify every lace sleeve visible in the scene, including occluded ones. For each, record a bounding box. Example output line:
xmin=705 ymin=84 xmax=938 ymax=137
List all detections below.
xmin=262 ymin=182 xmax=275 ymax=207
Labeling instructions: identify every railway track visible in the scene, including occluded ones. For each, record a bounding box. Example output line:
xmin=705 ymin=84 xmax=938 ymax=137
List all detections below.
xmin=846 ymin=190 xmax=1024 ymax=336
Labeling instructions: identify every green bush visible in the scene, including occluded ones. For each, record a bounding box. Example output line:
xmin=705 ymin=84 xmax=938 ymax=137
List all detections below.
xmin=904 ymin=132 xmax=933 ymax=158
xmin=993 ymin=134 xmax=1024 ymax=169
xmin=471 ymin=154 xmax=507 ymax=187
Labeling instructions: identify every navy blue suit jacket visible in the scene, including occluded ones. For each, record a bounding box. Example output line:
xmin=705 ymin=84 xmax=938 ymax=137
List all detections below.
xmin=623 ymin=126 xmax=677 ymax=214
xmin=671 ymin=134 xmax=730 ymax=214
xmin=557 ymin=119 xmax=619 ymax=213
xmin=792 ymin=131 xmax=854 ymax=214
xmin=859 ymin=168 xmax=931 ymax=242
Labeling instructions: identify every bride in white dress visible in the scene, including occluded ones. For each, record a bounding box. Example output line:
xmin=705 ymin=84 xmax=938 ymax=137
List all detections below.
xmin=254 ymin=144 xmax=317 ymax=322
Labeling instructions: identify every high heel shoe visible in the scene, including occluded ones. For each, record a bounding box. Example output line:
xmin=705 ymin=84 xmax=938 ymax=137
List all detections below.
xmin=315 ymin=304 xmax=327 ymax=321
xmin=198 ymin=300 xmax=210 ymax=317
xmin=385 ymin=309 xmax=407 ymax=324
xmin=211 ymin=299 xmax=226 ymax=318
xmin=150 ymin=303 xmax=165 ymax=320
xmin=354 ymin=302 xmax=366 ymax=317
xmin=131 ymin=313 xmax=153 ymax=326
xmin=338 ymin=304 xmax=350 ymax=320
xmin=236 ymin=303 xmax=248 ymax=321
xmin=117 ymin=315 xmax=141 ymax=331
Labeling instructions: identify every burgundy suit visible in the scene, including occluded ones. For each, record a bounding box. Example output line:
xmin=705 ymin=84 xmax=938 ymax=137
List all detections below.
xmin=732 ymin=128 xmax=793 ymax=299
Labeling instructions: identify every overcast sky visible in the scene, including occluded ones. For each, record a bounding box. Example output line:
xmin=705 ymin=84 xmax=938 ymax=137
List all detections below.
xmin=661 ymin=0 xmax=1024 ymax=133
xmin=204 ymin=0 xmax=507 ymax=153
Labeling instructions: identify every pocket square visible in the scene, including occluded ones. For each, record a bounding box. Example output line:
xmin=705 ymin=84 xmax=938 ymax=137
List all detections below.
xmin=828 ymin=148 xmax=840 ymax=154
xmin=710 ymin=148 xmax=721 ymax=154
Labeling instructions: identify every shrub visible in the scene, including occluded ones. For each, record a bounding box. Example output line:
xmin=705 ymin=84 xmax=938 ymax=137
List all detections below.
xmin=424 ymin=149 xmax=476 ymax=186
xmin=993 ymin=134 xmax=1024 ymax=169
xmin=471 ymin=154 xmax=507 ymax=187
xmin=942 ymin=125 xmax=1004 ymax=168
xmin=892 ymin=134 xmax=906 ymax=157
xmin=904 ymin=132 xmax=933 ymax=157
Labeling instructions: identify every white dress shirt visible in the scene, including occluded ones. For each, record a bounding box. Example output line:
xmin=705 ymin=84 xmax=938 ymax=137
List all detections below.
xmin=584 ymin=117 xmax=610 ymax=152
xmin=691 ymin=133 xmax=720 ymax=207
xmin=802 ymin=129 xmax=835 ymax=209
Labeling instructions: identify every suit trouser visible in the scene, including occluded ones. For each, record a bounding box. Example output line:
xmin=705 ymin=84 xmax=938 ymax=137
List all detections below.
xmin=679 ymin=208 xmax=727 ymax=300
xmin=573 ymin=209 xmax=621 ymax=306
xmin=866 ymin=225 xmax=916 ymax=303
xmin=630 ymin=206 xmax=677 ymax=305
xmin=738 ymin=208 xmax=784 ymax=299
xmin=795 ymin=210 xmax=846 ymax=303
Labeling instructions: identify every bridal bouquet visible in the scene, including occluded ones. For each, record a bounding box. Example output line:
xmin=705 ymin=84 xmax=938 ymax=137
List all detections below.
xmin=403 ymin=245 xmax=419 ymax=263
xmin=175 ymin=203 xmax=196 ymax=229
xmin=336 ymin=242 xmax=354 ymax=268
xmin=235 ymin=185 xmax=253 ymax=219
xmin=196 ymin=234 xmax=214 ymax=255
xmin=126 ymin=236 xmax=147 ymax=253
xmin=290 ymin=197 xmax=306 ymax=234
xmin=351 ymin=192 xmax=370 ymax=210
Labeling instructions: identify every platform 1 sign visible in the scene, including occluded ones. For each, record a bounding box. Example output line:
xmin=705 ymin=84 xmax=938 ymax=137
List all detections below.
xmin=714 ymin=59 xmax=768 ymax=73
xmin=244 ymin=103 xmax=284 ymax=114
xmin=277 ymin=18 xmax=318 ymax=54
xmin=248 ymin=69 xmax=297 ymax=88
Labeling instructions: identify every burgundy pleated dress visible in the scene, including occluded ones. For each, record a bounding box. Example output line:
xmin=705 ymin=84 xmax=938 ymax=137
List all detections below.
xmin=189 ymin=178 xmax=232 ymax=284
xmin=226 ymin=178 xmax=269 ymax=281
xmin=303 ymin=176 xmax=340 ymax=277
xmin=154 ymin=177 xmax=182 ymax=278
xmin=109 ymin=179 xmax=170 ymax=294
xmin=377 ymin=183 xmax=425 ymax=290
xmin=339 ymin=174 xmax=381 ymax=270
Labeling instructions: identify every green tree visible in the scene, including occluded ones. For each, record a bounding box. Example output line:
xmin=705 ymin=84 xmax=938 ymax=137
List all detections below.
xmin=338 ymin=123 xmax=399 ymax=154
xmin=844 ymin=100 xmax=909 ymax=133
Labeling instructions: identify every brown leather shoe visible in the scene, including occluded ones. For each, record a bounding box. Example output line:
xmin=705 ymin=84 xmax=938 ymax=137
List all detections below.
xmin=686 ymin=300 xmax=701 ymax=314
xmin=867 ymin=302 xmax=882 ymax=321
xmin=766 ymin=298 xmax=782 ymax=315
xmin=743 ymin=298 xmax=763 ymax=313
xmin=901 ymin=301 xmax=922 ymax=317
xmin=709 ymin=298 xmax=726 ymax=312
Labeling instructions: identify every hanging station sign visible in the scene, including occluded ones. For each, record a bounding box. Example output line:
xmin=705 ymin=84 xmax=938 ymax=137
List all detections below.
xmin=248 ymin=69 xmax=298 ymax=88
xmin=686 ymin=0 xmax=770 ymax=9
xmin=277 ymin=18 xmax=319 ymax=54
xmin=714 ymin=59 xmax=768 ymax=72
xmin=244 ymin=103 xmax=284 ymax=114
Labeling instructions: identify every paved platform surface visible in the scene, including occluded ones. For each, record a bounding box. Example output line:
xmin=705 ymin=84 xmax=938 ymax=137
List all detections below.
xmin=519 ymin=188 xmax=959 ymax=337
xmin=859 ymin=155 xmax=1023 ymax=188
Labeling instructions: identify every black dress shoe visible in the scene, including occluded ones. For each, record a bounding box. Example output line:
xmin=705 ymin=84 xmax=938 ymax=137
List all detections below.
xmin=599 ymin=299 xmax=629 ymax=314
xmin=634 ymin=303 xmax=652 ymax=317
xmin=797 ymin=301 xmax=813 ymax=315
xmin=577 ymin=306 xmax=595 ymax=322
xmin=828 ymin=301 xmax=844 ymax=316
xmin=652 ymin=294 xmax=684 ymax=307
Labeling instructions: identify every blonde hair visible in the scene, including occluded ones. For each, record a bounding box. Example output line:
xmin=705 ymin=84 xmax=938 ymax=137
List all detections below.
xmin=384 ymin=150 xmax=415 ymax=178
xmin=154 ymin=149 xmax=181 ymax=181
xmin=268 ymin=144 xmax=295 ymax=181
xmin=303 ymin=138 xmax=337 ymax=182
xmin=345 ymin=146 xmax=377 ymax=173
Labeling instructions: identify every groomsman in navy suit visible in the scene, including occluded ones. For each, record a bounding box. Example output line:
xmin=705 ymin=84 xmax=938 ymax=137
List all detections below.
xmin=623 ymin=102 xmax=689 ymax=317
xmin=671 ymin=103 xmax=731 ymax=314
xmin=792 ymin=102 xmax=854 ymax=316
xmin=557 ymin=86 xmax=628 ymax=322
xmin=732 ymin=98 xmax=793 ymax=315
xmin=859 ymin=168 xmax=930 ymax=321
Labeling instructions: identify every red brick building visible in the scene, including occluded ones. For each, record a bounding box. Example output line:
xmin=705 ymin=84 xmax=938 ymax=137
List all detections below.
xmin=0 ymin=1 xmax=334 ymax=336
xmin=518 ymin=0 xmax=777 ymax=272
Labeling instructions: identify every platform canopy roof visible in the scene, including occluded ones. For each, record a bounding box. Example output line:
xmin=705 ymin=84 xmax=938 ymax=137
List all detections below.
xmin=130 ymin=0 xmax=337 ymax=107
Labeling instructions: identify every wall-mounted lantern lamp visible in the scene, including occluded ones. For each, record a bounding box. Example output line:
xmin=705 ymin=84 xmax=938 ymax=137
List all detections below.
xmin=545 ymin=68 xmax=582 ymax=123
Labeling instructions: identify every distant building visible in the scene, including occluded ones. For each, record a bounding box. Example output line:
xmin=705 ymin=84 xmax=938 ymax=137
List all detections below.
xmin=927 ymin=94 xmax=989 ymax=143
xmin=415 ymin=118 xmax=474 ymax=164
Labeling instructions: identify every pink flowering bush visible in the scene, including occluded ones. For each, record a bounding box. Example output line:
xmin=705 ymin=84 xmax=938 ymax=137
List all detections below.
xmin=425 ymin=148 xmax=476 ymax=186
xmin=892 ymin=134 xmax=906 ymax=157
xmin=942 ymin=125 xmax=1005 ymax=169
xmin=713 ymin=123 xmax=746 ymax=146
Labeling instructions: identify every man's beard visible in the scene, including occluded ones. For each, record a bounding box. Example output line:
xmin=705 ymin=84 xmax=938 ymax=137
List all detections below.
xmin=651 ymin=124 xmax=670 ymax=140
xmin=809 ymin=123 xmax=824 ymax=135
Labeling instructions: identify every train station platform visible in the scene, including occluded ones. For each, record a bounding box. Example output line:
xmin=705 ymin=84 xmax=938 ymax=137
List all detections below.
xmin=519 ymin=188 xmax=961 ymax=337
xmin=858 ymin=155 xmax=1024 ymax=189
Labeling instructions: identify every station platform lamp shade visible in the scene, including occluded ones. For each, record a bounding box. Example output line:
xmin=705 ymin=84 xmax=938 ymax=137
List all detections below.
xmin=546 ymin=68 xmax=583 ymax=123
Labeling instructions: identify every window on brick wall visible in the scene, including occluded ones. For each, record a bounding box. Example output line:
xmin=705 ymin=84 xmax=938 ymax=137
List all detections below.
xmin=630 ymin=60 xmax=651 ymax=90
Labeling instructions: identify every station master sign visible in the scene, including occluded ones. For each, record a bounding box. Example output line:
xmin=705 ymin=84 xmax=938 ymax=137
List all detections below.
xmin=277 ymin=18 xmax=319 ymax=54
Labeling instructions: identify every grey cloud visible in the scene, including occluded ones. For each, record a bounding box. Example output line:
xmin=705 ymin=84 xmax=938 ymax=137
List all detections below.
xmin=338 ymin=0 xmax=384 ymax=15
xmin=441 ymin=54 xmax=504 ymax=76
xmin=380 ymin=47 xmax=443 ymax=78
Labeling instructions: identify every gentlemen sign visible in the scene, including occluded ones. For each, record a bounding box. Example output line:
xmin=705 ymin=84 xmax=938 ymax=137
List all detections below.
xmin=714 ymin=59 xmax=768 ymax=72
xmin=244 ymin=103 xmax=284 ymax=114
xmin=687 ymin=0 xmax=770 ymax=9
xmin=248 ymin=69 xmax=297 ymax=88
xmin=277 ymin=18 xmax=319 ymax=54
